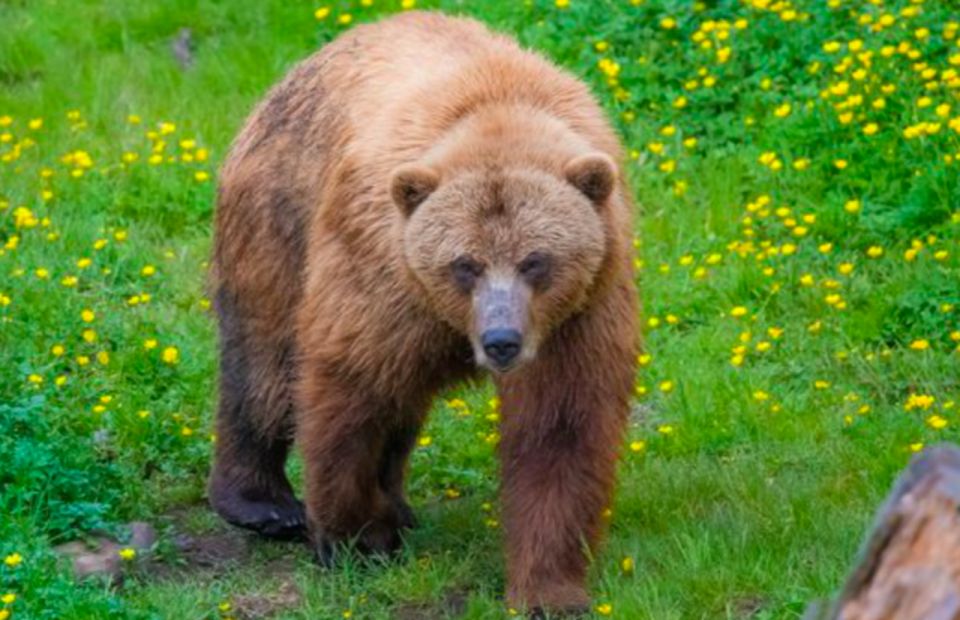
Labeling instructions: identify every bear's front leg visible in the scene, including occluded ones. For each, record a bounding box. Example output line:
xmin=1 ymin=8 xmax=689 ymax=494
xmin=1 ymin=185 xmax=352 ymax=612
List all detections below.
xmin=296 ymin=373 xmax=410 ymax=564
xmin=496 ymin=287 xmax=637 ymax=615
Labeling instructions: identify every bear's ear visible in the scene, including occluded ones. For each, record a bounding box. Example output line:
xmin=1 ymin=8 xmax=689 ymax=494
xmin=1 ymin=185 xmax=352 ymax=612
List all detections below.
xmin=390 ymin=164 xmax=440 ymax=216
xmin=563 ymin=153 xmax=617 ymax=208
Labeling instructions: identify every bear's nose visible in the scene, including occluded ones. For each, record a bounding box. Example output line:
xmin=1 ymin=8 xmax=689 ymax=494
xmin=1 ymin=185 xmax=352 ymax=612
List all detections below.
xmin=481 ymin=329 xmax=522 ymax=369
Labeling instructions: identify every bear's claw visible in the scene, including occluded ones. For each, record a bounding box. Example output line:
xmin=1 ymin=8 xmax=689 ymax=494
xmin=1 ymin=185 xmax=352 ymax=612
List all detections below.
xmin=229 ymin=500 xmax=306 ymax=540
xmin=210 ymin=484 xmax=307 ymax=541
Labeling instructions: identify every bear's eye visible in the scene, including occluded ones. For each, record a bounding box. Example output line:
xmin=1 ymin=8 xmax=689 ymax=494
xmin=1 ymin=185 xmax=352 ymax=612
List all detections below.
xmin=450 ymin=256 xmax=484 ymax=292
xmin=518 ymin=251 xmax=552 ymax=288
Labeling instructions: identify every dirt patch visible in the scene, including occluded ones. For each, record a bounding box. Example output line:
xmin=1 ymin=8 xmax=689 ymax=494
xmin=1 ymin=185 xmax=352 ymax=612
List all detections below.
xmin=730 ymin=594 xmax=768 ymax=618
xmin=232 ymin=580 xmax=302 ymax=619
xmin=172 ymin=530 xmax=251 ymax=568
xmin=392 ymin=589 xmax=469 ymax=620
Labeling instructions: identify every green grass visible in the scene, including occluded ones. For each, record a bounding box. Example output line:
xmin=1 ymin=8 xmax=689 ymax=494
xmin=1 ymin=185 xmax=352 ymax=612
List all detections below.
xmin=1 ymin=0 xmax=959 ymax=618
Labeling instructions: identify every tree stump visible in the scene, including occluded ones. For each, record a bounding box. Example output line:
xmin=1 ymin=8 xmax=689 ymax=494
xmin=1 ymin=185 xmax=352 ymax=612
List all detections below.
xmin=807 ymin=444 xmax=960 ymax=620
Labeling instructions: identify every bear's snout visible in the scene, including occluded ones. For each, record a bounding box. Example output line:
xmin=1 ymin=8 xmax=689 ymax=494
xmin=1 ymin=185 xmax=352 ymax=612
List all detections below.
xmin=481 ymin=328 xmax=523 ymax=369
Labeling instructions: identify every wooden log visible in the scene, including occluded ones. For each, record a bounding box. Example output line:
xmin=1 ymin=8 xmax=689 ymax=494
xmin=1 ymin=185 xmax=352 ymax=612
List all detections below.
xmin=807 ymin=444 xmax=960 ymax=620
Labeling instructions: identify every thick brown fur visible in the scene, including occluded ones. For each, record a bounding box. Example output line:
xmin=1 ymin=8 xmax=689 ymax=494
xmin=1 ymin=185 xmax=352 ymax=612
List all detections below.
xmin=209 ymin=11 xmax=638 ymax=614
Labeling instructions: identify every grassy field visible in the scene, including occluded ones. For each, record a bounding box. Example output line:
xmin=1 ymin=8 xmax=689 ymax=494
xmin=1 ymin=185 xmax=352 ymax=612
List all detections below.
xmin=1 ymin=0 xmax=959 ymax=618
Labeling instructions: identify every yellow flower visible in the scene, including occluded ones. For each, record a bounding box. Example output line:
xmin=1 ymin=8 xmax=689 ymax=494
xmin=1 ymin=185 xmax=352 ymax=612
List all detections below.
xmin=823 ymin=41 xmax=841 ymax=53
xmin=596 ymin=603 xmax=613 ymax=615
xmin=141 ymin=265 xmax=156 ymax=277
xmin=81 ymin=309 xmax=95 ymax=323
xmin=660 ymin=17 xmax=677 ymax=29
xmin=621 ymin=556 xmax=635 ymax=573
xmin=910 ymin=442 xmax=924 ymax=453
xmin=866 ymin=246 xmax=883 ymax=258
xmin=927 ymin=415 xmax=948 ymax=430
xmin=659 ymin=380 xmax=674 ymax=393
xmin=418 ymin=436 xmax=432 ymax=447
xmin=730 ymin=306 xmax=748 ymax=318
xmin=337 ymin=13 xmax=352 ymax=25
xmin=909 ymin=339 xmax=930 ymax=351
xmin=843 ymin=199 xmax=861 ymax=214
xmin=774 ymin=103 xmax=791 ymax=118
xmin=904 ymin=394 xmax=935 ymax=411
xmin=834 ymin=159 xmax=848 ymax=170
xmin=118 ymin=548 xmax=136 ymax=561
xmin=194 ymin=171 xmax=210 ymax=182
xmin=161 ymin=347 xmax=180 ymax=365
xmin=3 ymin=553 xmax=22 ymax=568
xmin=1 ymin=593 xmax=14 ymax=604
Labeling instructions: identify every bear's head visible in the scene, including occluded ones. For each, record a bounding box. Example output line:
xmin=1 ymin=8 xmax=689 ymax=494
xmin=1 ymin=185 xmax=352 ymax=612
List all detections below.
xmin=392 ymin=154 xmax=616 ymax=373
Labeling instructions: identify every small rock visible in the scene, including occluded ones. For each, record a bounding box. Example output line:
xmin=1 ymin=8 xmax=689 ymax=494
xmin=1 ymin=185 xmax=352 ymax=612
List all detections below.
xmin=172 ymin=28 xmax=194 ymax=70
xmin=72 ymin=542 xmax=122 ymax=582
xmin=56 ymin=537 xmax=123 ymax=583
xmin=128 ymin=521 xmax=157 ymax=550
xmin=53 ymin=521 xmax=156 ymax=584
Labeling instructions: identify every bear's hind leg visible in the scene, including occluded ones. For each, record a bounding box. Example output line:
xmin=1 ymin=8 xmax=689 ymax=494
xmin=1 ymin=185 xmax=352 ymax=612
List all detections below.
xmin=208 ymin=288 xmax=305 ymax=540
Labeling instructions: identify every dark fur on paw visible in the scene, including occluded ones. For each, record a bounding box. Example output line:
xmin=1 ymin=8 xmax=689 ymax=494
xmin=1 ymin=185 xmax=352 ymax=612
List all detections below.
xmin=209 ymin=480 xmax=306 ymax=541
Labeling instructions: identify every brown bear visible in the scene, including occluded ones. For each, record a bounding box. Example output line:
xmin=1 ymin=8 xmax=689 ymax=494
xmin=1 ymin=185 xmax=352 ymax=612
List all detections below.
xmin=208 ymin=10 xmax=638 ymax=615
